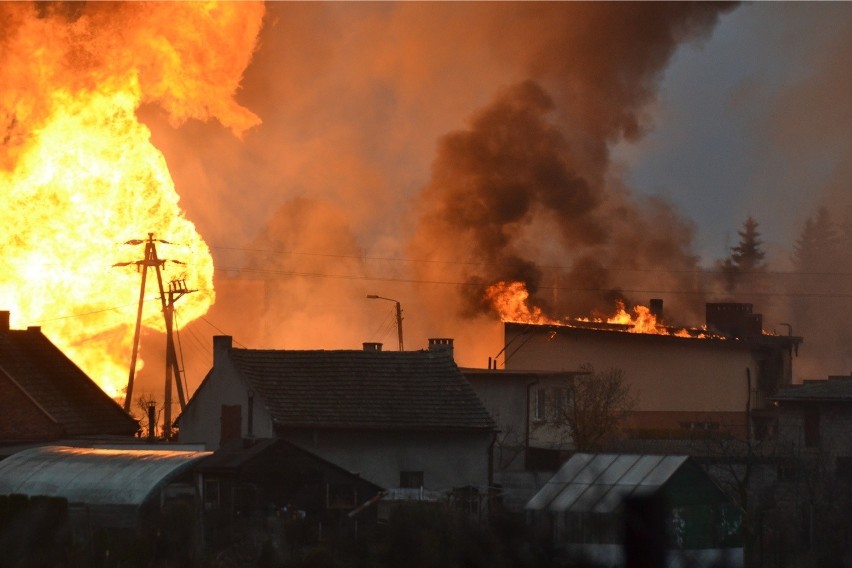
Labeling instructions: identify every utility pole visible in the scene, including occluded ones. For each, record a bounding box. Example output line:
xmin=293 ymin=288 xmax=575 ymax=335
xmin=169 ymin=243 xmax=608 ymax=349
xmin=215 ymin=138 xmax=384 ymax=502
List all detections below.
xmin=116 ymin=233 xmax=167 ymax=413
xmin=163 ymin=278 xmax=194 ymax=438
xmin=115 ymin=234 xmax=192 ymax=439
xmin=367 ymin=295 xmax=404 ymax=351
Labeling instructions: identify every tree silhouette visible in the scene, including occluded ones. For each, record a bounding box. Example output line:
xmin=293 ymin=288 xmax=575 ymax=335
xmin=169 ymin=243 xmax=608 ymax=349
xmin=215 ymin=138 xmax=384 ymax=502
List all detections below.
xmin=720 ymin=216 xmax=767 ymax=293
xmin=790 ymin=207 xmax=852 ymax=374
xmin=792 ymin=207 xmax=837 ymax=274
xmin=558 ymin=365 xmax=636 ymax=452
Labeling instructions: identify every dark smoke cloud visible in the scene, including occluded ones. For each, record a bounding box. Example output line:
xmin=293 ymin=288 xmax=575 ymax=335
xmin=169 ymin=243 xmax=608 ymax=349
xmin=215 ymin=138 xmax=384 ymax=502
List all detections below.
xmin=135 ymin=2 xmax=736 ymax=377
xmin=409 ymin=4 xmax=733 ymax=323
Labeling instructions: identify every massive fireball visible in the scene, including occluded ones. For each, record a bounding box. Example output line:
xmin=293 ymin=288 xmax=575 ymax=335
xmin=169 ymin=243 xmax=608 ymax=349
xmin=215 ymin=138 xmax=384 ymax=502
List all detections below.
xmin=0 ymin=2 xmax=264 ymax=399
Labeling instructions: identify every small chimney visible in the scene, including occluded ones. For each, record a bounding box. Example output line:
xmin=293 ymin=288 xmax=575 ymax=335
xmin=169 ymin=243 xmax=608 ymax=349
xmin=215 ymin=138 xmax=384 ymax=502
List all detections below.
xmin=428 ymin=338 xmax=454 ymax=358
xmin=0 ymin=311 xmax=9 ymax=333
xmin=363 ymin=342 xmax=383 ymax=352
xmin=213 ymin=335 xmax=233 ymax=365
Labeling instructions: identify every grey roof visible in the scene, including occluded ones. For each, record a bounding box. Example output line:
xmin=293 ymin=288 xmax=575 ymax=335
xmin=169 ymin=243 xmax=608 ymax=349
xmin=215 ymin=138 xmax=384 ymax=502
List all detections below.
xmin=227 ymin=348 xmax=496 ymax=432
xmin=0 ymin=445 xmax=210 ymax=506
xmin=0 ymin=326 xmax=139 ymax=438
xmin=773 ymin=376 xmax=852 ymax=402
xmin=526 ymin=453 xmax=689 ymax=514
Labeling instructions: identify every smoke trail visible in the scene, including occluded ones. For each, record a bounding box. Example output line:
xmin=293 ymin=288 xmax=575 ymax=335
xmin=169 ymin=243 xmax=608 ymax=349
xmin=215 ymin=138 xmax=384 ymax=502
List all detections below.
xmin=409 ymin=4 xmax=734 ymax=323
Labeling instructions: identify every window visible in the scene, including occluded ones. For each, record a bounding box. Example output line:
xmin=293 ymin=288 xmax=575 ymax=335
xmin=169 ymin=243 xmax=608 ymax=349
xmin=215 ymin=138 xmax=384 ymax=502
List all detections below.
xmin=400 ymin=471 xmax=424 ymax=489
xmin=220 ymin=404 xmax=241 ymax=445
xmin=533 ymin=388 xmax=547 ymax=422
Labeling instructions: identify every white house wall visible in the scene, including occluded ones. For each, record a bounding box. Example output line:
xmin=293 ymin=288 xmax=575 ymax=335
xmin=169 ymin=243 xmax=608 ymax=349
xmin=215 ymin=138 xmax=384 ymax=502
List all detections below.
xmin=177 ymin=364 xmax=276 ymax=449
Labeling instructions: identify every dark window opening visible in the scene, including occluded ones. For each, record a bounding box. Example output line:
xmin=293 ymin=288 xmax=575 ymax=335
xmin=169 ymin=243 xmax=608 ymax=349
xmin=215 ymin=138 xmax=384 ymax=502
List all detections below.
xmin=220 ymin=404 xmax=241 ymax=446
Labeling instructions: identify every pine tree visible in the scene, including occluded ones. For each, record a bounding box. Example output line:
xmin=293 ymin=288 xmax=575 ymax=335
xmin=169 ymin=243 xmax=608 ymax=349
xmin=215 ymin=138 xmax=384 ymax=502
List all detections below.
xmin=789 ymin=206 xmax=851 ymax=379
xmin=720 ymin=216 xmax=767 ymax=293
xmin=730 ymin=216 xmax=766 ymax=272
xmin=792 ymin=207 xmax=837 ymax=274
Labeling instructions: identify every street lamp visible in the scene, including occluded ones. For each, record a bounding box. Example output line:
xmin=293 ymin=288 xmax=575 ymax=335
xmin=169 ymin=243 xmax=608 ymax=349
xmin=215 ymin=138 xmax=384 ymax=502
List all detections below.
xmin=367 ymin=295 xmax=404 ymax=351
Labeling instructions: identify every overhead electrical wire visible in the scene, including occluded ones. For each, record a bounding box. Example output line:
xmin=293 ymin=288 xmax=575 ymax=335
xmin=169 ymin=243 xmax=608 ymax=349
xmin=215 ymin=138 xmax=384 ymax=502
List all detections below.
xmin=213 ymin=265 xmax=852 ymax=299
xmin=211 ymin=244 xmax=852 ymax=278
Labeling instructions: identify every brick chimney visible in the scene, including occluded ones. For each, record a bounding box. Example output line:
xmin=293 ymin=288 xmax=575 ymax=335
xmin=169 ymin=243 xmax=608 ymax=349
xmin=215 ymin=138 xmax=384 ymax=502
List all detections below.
xmin=706 ymin=303 xmax=762 ymax=339
xmin=363 ymin=342 xmax=383 ymax=352
xmin=428 ymin=338 xmax=454 ymax=358
xmin=0 ymin=311 xmax=9 ymax=333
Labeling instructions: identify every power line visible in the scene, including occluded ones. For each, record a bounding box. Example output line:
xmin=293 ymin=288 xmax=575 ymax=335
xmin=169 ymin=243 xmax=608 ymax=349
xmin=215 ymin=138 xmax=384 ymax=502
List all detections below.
xmin=28 ymin=298 xmax=161 ymax=324
xmin=197 ymin=316 xmax=248 ymax=348
xmin=211 ymin=245 xmax=852 ymax=278
xmin=213 ymin=265 xmax=852 ymax=299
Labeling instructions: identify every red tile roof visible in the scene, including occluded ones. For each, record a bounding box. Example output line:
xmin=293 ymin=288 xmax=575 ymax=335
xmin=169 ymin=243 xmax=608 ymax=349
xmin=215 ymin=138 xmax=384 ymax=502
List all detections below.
xmin=227 ymin=348 xmax=496 ymax=432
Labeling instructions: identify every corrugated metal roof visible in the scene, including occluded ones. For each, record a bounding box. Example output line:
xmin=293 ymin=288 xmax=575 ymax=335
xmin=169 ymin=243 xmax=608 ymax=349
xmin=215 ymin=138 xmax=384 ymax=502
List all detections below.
xmin=0 ymin=446 xmax=211 ymax=506
xmin=525 ymin=453 xmax=690 ymax=514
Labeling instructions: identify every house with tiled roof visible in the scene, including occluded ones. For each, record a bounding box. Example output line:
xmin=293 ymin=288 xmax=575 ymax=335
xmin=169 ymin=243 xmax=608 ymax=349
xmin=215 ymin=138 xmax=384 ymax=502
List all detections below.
xmin=0 ymin=311 xmax=139 ymax=445
xmin=176 ymin=337 xmax=497 ymax=494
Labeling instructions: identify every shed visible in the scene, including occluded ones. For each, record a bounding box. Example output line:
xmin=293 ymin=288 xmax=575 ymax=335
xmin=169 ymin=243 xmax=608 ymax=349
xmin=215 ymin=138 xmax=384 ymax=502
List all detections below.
xmin=526 ymin=453 xmax=743 ymax=567
xmin=0 ymin=445 xmax=211 ymax=529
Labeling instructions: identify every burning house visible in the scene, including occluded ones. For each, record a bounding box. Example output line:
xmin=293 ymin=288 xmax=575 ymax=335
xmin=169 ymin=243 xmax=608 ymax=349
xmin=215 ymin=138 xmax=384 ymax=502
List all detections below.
xmin=499 ymin=302 xmax=801 ymax=442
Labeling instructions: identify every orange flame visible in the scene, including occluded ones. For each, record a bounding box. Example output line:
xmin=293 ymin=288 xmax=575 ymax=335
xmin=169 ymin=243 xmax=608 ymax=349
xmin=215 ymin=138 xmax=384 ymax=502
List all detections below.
xmin=0 ymin=3 xmax=264 ymax=399
xmin=484 ymin=281 xmax=563 ymax=325
xmin=486 ymin=280 xmax=698 ymax=336
xmin=604 ymin=300 xmax=665 ymax=334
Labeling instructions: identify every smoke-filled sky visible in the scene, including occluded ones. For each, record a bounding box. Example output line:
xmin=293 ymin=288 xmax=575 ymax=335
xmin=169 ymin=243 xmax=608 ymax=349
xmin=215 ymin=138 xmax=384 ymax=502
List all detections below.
xmin=10 ymin=1 xmax=852 ymax=399
xmin=131 ymin=1 xmax=852 ymax=392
